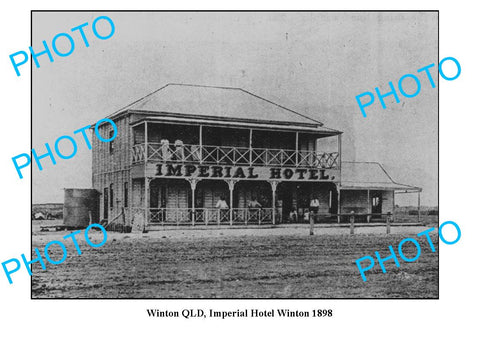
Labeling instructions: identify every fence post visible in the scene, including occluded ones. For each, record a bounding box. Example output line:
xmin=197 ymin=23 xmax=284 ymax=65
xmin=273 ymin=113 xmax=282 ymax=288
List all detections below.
xmin=309 ymin=210 xmax=314 ymax=236
xmin=349 ymin=211 xmax=355 ymax=235
xmin=386 ymin=212 xmax=391 ymax=234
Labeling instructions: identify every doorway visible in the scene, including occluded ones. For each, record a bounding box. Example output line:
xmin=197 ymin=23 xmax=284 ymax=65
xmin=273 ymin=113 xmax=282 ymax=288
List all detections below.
xmin=371 ymin=192 xmax=382 ymax=215
xmin=103 ymin=187 xmax=108 ymax=220
xmin=278 ymin=183 xmax=294 ymax=222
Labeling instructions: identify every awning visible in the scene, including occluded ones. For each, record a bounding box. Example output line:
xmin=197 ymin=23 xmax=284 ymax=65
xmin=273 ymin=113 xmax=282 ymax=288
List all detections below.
xmin=340 ymin=161 xmax=421 ymax=192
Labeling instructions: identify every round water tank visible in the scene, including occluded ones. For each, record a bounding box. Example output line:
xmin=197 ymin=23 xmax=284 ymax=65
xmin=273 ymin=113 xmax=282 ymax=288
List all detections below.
xmin=63 ymin=189 xmax=100 ymax=228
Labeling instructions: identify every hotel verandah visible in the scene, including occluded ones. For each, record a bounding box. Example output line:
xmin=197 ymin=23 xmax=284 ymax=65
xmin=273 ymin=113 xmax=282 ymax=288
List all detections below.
xmin=91 ymin=83 xmax=420 ymax=230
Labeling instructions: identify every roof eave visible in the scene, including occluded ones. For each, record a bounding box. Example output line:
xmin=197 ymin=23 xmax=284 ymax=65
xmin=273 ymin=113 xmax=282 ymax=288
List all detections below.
xmin=128 ymin=110 xmax=342 ymax=135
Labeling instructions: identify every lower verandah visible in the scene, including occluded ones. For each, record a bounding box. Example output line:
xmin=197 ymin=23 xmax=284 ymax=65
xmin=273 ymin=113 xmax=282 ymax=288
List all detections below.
xmin=130 ymin=178 xmax=339 ymax=227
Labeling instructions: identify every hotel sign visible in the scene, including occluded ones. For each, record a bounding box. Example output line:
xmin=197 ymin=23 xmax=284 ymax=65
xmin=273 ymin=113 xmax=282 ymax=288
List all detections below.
xmin=132 ymin=163 xmax=339 ymax=182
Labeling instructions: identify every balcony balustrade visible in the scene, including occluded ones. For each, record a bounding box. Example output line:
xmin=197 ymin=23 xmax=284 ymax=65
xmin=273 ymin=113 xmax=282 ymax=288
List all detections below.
xmin=132 ymin=143 xmax=339 ymax=168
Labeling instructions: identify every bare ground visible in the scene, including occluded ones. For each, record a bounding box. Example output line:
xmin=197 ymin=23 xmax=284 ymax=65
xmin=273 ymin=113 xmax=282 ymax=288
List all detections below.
xmin=31 ymin=224 xmax=438 ymax=298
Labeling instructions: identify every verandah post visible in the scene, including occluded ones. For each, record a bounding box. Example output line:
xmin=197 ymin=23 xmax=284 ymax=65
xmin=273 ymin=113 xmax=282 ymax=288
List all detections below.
xmin=144 ymin=177 xmax=149 ymax=232
xmin=295 ymin=132 xmax=299 ymax=166
xmin=269 ymin=180 xmax=278 ymax=225
xmin=189 ymin=179 xmax=198 ymax=227
xmin=191 ymin=186 xmax=195 ymax=227
xmin=336 ymin=186 xmax=341 ymax=223
xmin=367 ymin=189 xmax=371 ymax=223
xmin=386 ymin=212 xmax=391 ymax=234
xmin=227 ymin=180 xmax=236 ymax=226
xmin=143 ymin=121 xmax=148 ymax=232
xmin=392 ymin=191 xmax=396 ymax=222
xmin=417 ymin=191 xmax=421 ymax=222
xmin=199 ymin=125 xmax=203 ymax=164
xmin=249 ymin=129 xmax=253 ymax=166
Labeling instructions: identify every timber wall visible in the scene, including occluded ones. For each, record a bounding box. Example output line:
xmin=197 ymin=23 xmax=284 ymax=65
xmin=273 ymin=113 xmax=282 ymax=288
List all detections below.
xmin=92 ymin=114 xmax=132 ymax=224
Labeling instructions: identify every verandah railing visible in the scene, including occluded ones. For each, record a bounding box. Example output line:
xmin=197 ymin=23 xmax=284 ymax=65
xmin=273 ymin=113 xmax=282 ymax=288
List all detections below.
xmin=129 ymin=208 xmax=424 ymax=229
xmin=145 ymin=207 xmax=276 ymax=226
xmin=132 ymin=143 xmax=339 ymax=168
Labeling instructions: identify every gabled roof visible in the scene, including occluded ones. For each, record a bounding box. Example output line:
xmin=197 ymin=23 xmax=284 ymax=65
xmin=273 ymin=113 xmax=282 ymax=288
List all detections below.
xmin=108 ymin=83 xmax=340 ymax=134
xmin=340 ymin=162 xmax=421 ymax=192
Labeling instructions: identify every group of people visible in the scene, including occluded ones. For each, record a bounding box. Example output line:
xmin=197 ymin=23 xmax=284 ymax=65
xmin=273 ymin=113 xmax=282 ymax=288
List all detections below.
xmin=159 ymin=139 xmax=201 ymax=161
xmin=288 ymin=196 xmax=320 ymax=222
xmin=215 ymin=194 xmax=321 ymax=223
xmin=214 ymin=196 xmax=263 ymax=222
xmin=160 ymin=139 xmax=183 ymax=161
xmin=215 ymin=196 xmax=262 ymax=209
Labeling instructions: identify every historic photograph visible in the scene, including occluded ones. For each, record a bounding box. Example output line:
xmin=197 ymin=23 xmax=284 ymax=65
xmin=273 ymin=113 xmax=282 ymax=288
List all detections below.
xmin=32 ymin=11 xmax=438 ymax=298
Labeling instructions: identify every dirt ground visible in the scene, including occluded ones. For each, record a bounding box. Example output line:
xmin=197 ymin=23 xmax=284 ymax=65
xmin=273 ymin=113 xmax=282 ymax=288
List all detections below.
xmin=31 ymin=222 xmax=439 ymax=298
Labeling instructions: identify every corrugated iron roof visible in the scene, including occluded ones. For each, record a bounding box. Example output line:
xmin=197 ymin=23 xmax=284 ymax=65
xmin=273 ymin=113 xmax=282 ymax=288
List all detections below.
xmin=340 ymin=161 xmax=421 ymax=192
xmin=109 ymin=83 xmax=338 ymax=131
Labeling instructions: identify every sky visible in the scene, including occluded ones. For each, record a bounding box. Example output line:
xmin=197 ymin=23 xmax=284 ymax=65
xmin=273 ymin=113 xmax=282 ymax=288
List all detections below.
xmin=32 ymin=11 xmax=438 ymax=206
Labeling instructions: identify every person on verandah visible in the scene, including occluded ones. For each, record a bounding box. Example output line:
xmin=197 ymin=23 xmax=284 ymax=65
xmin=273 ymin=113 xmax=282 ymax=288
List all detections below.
xmin=289 ymin=207 xmax=298 ymax=222
xmin=248 ymin=196 xmax=262 ymax=222
xmin=309 ymin=195 xmax=320 ymax=215
xmin=248 ymin=196 xmax=262 ymax=209
xmin=160 ymin=139 xmax=171 ymax=161
xmin=174 ymin=139 xmax=185 ymax=161
xmin=216 ymin=196 xmax=229 ymax=222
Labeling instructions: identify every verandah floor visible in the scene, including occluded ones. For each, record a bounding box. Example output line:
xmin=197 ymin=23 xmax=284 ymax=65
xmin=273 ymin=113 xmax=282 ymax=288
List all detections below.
xmin=144 ymin=221 xmax=425 ymax=231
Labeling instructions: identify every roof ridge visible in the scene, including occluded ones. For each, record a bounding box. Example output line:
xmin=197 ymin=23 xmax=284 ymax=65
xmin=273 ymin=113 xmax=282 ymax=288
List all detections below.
xmin=165 ymin=83 xmax=242 ymax=91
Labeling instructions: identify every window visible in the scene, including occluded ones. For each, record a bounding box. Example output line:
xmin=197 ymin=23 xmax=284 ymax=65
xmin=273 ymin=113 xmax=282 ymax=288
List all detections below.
xmin=109 ymin=184 xmax=114 ymax=209
xmin=372 ymin=196 xmax=380 ymax=207
xmin=124 ymin=182 xmax=128 ymax=207
xmin=109 ymin=130 xmax=115 ymax=153
xmin=133 ymin=127 xmax=145 ymax=144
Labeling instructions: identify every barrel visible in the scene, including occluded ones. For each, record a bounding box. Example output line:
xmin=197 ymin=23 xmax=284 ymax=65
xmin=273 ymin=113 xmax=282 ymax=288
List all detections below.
xmin=63 ymin=189 xmax=100 ymax=228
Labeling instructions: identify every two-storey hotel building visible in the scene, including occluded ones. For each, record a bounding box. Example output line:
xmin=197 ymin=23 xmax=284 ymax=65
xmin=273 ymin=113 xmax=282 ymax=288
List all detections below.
xmin=91 ymin=84 xmax=420 ymax=230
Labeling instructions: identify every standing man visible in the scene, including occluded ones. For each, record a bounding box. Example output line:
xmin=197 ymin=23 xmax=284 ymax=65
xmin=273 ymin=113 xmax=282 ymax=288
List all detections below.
xmin=309 ymin=194 xmax=320 ymax=235
xmin=216 ymin=195 xmax=229 ymax=222
xmin=248 ymin=196 xmax=262 ymax=209
xmin=248 ymin=196 xmax=262 ymax=223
